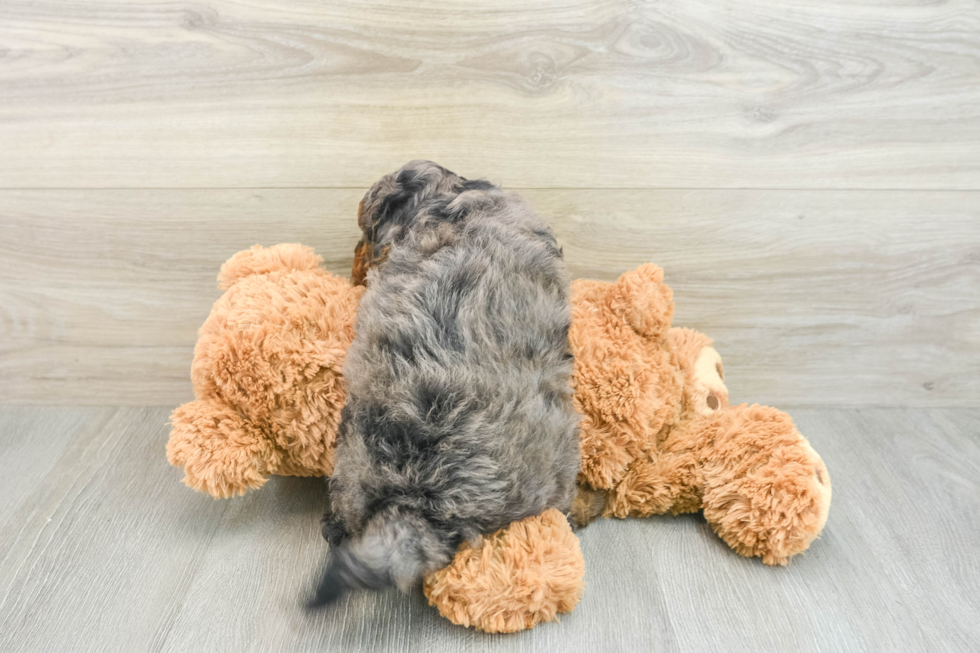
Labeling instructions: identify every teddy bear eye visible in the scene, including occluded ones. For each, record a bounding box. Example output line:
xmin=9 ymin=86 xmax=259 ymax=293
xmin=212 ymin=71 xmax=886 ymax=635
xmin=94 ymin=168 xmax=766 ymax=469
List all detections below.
xmin=715 ymin=362 xmax=724 ymax=380
xmin=706 ymin=394 xmax=719 ymax=410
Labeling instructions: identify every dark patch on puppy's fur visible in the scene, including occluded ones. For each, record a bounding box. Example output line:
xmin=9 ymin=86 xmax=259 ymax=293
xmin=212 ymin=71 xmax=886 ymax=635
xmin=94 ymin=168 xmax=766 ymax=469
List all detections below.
xmin=350 ymin=165 xmax=507 ymax=285
xmin=310 ymin=161 xmax=580 ymax=608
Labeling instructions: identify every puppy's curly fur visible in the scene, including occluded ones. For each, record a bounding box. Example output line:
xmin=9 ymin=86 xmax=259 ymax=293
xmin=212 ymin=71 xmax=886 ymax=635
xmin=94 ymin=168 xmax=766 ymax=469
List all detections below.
xmin=310 ymin=161 xmax=581 ymax=606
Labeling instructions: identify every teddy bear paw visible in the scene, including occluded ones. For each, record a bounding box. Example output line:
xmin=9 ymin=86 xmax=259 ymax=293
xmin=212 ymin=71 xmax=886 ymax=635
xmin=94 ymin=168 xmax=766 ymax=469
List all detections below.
xmin=423 ymin=509 xmax=585 ymax=633
xmin=697 ymin=404 xmax=832 ymax=565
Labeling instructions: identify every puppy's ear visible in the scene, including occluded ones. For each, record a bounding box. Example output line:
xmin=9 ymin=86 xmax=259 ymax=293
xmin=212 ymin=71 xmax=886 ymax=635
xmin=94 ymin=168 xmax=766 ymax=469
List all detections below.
xmin=351 ymin=240 xmax=371 ymax=286
xmin=371 ymin=168 xmax=431 ymax=230
xmin=351 ymin=199 xmax=372 ymax=285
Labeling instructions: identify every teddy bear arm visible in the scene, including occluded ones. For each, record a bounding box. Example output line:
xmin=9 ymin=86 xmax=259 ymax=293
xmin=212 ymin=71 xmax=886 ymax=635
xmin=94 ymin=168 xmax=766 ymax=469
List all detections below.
xmin=694 ymin=404 xmax=832 ymax=565
xmin=168 ymin=400 xmax=280 ymax=498
xmin=602 ymin=446 xmax=704 ymax=518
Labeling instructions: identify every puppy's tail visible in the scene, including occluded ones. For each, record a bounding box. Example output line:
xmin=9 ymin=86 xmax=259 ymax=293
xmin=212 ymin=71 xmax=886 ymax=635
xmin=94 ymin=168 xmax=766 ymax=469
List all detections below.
xmin=307 ymin=507 xmax=452 ymax=608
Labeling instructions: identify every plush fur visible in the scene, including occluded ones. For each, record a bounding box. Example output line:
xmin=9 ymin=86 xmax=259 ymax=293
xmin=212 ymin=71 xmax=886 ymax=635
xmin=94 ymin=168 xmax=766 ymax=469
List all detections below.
xmin=310 ymin=161 xmax=581 ymax=606
xmin=423 ymin=508 xmax=585 ymax=633
xmin=569 ymin=266 xmax=832 ymax=565
xmin=167 ymin=240 xmax=833 ymax=631
xmin=167 ymin=244 xmax=362 ymax=498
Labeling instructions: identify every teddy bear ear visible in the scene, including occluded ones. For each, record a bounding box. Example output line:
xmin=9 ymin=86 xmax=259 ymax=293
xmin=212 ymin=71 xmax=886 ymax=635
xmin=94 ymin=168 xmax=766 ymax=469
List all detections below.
xmin=217 ymin=244 xmax=323 ymax=290
xmin=607 ymin=263 xmax=675 ymax=338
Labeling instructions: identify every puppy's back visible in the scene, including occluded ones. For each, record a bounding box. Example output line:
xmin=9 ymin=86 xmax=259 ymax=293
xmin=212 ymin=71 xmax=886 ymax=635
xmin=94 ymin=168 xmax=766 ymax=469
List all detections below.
xmin=312 ymin=163 xmax=580 ymax=605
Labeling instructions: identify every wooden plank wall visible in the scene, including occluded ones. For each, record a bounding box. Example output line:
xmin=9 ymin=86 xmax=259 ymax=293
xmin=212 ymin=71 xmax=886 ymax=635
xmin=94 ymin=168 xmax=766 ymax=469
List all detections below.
xmin=1 ymin=0 xmax=978 ymax=406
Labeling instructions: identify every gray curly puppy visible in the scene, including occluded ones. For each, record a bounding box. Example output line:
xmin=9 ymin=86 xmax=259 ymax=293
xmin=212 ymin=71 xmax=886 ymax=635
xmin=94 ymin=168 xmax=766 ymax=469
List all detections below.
xmin=309 ymin=161 xmax=581 ymax=607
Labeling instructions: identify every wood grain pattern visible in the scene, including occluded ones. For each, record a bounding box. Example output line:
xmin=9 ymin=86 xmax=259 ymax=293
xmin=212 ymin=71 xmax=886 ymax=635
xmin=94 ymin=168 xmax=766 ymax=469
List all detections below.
xmin=1 ymin=188 xmax=977 ymax=406
xmin=1 ymin=407 xmax=978 ymax=652
xmin=1 ymin=0 xmax=978 ymax=189
xmin=2 ymin=2 xmax=977 ymax=649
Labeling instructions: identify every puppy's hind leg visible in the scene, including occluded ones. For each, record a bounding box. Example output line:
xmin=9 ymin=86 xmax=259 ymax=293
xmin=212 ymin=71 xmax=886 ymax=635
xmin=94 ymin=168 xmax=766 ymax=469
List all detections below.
xmin=320 ymin=483 xmax=350 ymax=547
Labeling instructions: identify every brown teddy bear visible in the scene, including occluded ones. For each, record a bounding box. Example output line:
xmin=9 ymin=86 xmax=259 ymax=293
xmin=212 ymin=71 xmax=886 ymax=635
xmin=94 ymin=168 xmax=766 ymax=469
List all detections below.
xmin=568 ymin=264 xmax=831 ymax=566
xmin=167 ymin=244 xmax=831 ymax=632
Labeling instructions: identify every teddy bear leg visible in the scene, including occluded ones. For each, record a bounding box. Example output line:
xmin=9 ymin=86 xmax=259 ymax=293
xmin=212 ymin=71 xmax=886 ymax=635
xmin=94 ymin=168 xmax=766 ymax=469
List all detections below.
xmin=423 ymin=509 xmax=586 ymax=633
xmin=168 ymin=400 xmax=280 ymax=499
xmin=695 ymin=404 xmax=832 ymax=565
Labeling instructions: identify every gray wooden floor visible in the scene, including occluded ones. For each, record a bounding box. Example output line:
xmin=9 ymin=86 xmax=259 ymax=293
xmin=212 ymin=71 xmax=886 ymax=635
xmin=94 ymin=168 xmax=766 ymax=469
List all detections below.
xmin=1 ymin=406 xmax=977 ymax=652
